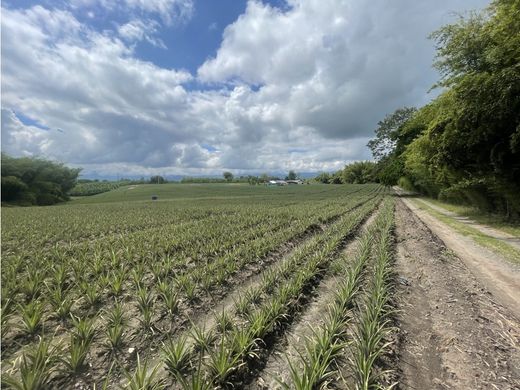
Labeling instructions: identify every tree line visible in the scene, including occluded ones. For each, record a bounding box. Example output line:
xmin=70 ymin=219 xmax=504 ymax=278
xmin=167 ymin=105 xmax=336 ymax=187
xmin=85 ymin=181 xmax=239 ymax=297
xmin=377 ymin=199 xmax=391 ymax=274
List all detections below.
xmin=1 ymin=153 xmax=81 ymax=205
xmin=320 ymin=0 xmax=519 ymax=218
xmin=372 ymin=0 xmax=519 ymax=218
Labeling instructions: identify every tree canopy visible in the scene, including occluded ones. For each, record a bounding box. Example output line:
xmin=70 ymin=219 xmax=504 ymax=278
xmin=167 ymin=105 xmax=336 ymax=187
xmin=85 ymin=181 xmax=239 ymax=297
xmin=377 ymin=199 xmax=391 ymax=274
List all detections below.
xmin=223 ymin=171 xmax=234 ymax=182
xmin=367 ymin=0 xmax=520 ymax=217
xmin=1 ymin=154 xmax=81 ymax=205
xmin=149 ymin=175 xmax=166 ymax=184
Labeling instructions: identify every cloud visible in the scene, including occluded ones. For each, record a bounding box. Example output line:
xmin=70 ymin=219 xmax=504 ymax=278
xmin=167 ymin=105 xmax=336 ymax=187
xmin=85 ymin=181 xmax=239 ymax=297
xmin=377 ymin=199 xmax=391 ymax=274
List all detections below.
xmin=69 ymin=0 xmax=194 ymax=25
xmin=198 ymin=0 xmax=488 ymax=140
xmin=118 ymin=19 xmax=167 ymax=48
xmin=1 ymin=6 xmax=193 ymax=168
xmin=1 ymin=0 xmax=488 ymax=177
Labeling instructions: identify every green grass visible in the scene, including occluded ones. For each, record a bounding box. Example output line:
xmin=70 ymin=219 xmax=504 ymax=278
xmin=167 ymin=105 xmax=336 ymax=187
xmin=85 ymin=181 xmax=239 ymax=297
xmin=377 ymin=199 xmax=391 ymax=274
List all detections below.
xmin=412 ymin=199 xmax=520 ymax=264
xmin=422 ymin=198 xmax=520 ymax=237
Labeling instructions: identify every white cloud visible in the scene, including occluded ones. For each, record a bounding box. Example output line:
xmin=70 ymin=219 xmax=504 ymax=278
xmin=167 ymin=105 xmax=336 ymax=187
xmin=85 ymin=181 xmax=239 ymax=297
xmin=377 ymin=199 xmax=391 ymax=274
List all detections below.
xmin=118 ymin=19 xmax=167 ymax=48
xmin=69 ymin=0 xmax=194 ymax=25
xmin=1 ymin=1 xmax=489 ymax=177
xmin=198 ymin=0 xmax=489 ymax=140
xmin=124 ymin=0 xmax=194 ymax=25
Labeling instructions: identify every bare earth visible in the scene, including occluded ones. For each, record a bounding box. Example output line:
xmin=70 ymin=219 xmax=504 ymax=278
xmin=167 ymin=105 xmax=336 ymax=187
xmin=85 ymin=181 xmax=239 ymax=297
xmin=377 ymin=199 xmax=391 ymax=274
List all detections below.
xmin=394 ymin=199 xmax=520 ymax=389
xmin=415 ymin=198 xmax=520 ymax=251
xmin=402 ymin=197 xmax=520 ymax=317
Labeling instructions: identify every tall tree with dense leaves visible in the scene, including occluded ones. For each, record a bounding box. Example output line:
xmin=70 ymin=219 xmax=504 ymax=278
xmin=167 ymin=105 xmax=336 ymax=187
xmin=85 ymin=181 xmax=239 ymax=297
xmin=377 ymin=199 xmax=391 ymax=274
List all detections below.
xmin=1 ymin=154 xmax=81 ymax=205
xmin=223 ymin=171 xmax=234 ymax=182
xmin=371 ymin=0 xmax=520 ymax=216
xmin=426 ymin=0 xmax=520 ymax=213
xmin=367 ymin=107 xmax=417 ymax=161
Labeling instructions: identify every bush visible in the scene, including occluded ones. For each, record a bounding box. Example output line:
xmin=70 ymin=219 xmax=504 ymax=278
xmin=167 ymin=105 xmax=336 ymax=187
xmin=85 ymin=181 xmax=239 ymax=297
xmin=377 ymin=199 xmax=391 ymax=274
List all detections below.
xmin=1 ymin=176 xmax=28 ymax=201
xmin=1 ymin=154 xmax=81 ymax=206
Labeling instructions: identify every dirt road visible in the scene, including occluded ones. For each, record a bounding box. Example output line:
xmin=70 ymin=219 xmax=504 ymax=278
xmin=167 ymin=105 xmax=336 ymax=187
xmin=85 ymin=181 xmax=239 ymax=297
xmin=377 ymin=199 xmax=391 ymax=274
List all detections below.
xmin=401 ymin=197 xmax=520 ymax=318
xmin=394 ymin=200 xmax=520 ymax=389
xmin=415 ymin=198 xmax=520 ymax=251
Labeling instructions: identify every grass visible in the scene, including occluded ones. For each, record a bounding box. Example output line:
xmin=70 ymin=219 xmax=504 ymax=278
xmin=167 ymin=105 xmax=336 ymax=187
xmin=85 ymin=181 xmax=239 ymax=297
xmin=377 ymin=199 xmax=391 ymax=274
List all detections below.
xmin=421 ymin=198 xmax=520 ymax=237
xmin=412 ymin=199 xmax=520 ymax=264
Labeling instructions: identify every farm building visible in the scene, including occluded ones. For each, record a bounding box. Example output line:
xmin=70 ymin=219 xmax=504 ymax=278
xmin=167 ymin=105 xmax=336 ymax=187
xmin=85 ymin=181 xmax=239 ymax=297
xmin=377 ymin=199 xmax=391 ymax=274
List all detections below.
xmin=268 ymin=180 xmax=288 ymax=186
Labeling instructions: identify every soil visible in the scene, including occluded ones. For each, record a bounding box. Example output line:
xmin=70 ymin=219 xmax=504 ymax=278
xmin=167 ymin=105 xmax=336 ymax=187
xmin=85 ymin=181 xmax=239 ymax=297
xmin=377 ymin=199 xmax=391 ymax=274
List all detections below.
xmin=402 ymin=197 xmax=520 ymax=317
xmin=415 ymin=198 xmax=520 ymax=250
xmin=251 ymin=209 xmax=379 ymax=389
xmin=394 ymin=199 xmax=520 ymax=389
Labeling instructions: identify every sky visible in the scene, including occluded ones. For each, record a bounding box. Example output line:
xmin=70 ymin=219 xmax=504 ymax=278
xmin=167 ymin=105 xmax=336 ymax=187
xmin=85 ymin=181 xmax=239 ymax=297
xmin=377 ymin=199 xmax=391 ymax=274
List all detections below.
xmin=1 ymin=0 xmax=490 ymax=179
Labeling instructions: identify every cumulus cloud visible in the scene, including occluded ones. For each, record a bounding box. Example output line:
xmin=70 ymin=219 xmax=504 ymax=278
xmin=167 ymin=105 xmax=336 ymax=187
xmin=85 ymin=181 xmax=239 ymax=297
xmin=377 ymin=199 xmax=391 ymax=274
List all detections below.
xmin=1 ymin=0 xmax=488 ymax=176
xmin=198 ymin=0 xmax=488 ymax=140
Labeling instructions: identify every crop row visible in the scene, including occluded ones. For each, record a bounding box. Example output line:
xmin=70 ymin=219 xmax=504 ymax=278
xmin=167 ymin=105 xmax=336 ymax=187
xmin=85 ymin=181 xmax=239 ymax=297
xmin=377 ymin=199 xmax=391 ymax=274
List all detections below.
xmin=2 ymin=185 xmax=375 ymax=251
xmin=1 ymin=186 xmax=381 ymax=349
xmin=1 ymin=186 xmax=385 ymax=388
xmin=281 ymin=198 xmax=395 ymax=389
xmin=143 ymin=196 xmax=381 ymax=389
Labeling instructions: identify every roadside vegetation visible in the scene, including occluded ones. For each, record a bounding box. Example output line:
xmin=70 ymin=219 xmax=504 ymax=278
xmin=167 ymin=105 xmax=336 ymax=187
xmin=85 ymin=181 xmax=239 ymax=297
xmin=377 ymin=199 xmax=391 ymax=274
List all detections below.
xmin=317 ymin=0 xmax=519 ymax=220
xmin=421 ymin=198 xmax=520 ymax=237
xmin=411 ymin=199 xmax=520 ymax=264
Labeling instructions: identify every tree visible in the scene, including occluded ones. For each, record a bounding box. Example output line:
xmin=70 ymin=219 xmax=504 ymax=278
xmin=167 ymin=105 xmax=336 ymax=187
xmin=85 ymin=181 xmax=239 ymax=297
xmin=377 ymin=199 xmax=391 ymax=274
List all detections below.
xmin=285 ymin=170 xmax=297 ymax=180
xmin=370 ymin=0 xmax=520 ymax=217
xmin=223 ymin=172 xmax=234 ymax=182
xmin=315 ymin=172 xmax=331 ymax=184
xmin=367 ymin=107 xmax=417 ymax=161
xmin=246 ymin=175 xmax=259 ymax=185
xmin=149 ymin=175 xmax=166 ymax=184
xmin=341 ymin=161 xmax=377 ymax=184
xmin=1 ymin=153 xmax=81 ymax=205
xmin=259 ymin=173 xmax=269 ymax=183
xmin=1 ymin=176 xmax=28 ymax=201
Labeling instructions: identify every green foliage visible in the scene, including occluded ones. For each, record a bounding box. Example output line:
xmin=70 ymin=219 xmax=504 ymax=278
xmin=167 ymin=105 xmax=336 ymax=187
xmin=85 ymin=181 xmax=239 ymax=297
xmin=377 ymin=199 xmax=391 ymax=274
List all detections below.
xmin=369 ymin=0 xmax=520 ymax=217
xmin=149 ymin=175 xmax=166 ymax=184
xmin=340 ymin=161 xmax=378 ymax=184
xmin=314 ymin=172 xmax=331 ymax=184
xmin=223 ymin=171 xmax=234 ymax=182
xmin=2 ymin=337 xmax=63 ymax=390
xmin=123 ymin=354 xmax=166 ymax=390
xmin=367 ymin=107 xmax=417 ymax=161
xmin=1 ymin=153 xmax=81 ymax=205
xmin=1 ymin=176 xmax=28 ymax=201
xmin=162 ymin=336 xmax=192 ymax=376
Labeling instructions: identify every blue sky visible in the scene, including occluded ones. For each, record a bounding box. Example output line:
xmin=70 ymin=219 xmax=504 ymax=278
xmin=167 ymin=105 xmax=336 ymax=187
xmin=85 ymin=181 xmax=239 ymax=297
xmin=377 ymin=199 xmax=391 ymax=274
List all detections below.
xmin=1 ymin=0 xmax=489 ymax=178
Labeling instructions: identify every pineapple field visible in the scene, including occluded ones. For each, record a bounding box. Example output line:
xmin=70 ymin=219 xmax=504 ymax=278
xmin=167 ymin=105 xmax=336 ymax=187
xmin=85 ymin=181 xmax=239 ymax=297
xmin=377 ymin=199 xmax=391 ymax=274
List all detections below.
xmin=1 ymin=184 xmax=519 ymax=389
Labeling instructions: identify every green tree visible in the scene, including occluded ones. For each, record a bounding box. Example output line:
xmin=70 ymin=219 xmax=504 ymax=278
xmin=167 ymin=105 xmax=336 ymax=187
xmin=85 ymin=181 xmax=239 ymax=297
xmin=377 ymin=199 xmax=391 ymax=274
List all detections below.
xmin=341 ymin=161 xmax=377 ymax=184
xmin=285 ymin=170 xmax=297 ymax=180
xmin=367 ymin=107 xmax=417 ymax=161
xmin=423 ymin=0 xmax=519 ymax=214
xmin=315 ymin=172 xmax=331 ymax=184
xmin=1 ymin=176 xmax=28 ymax=201
xmin=372 ymin=0 xmax=520 ymax=216
xmin=1 ymin=154 xmax=81 ymax=205
xmin=223 ymin=171 xmax=234 ymax=182
xmin=149 ymin=175 xmax=166 ymax=184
